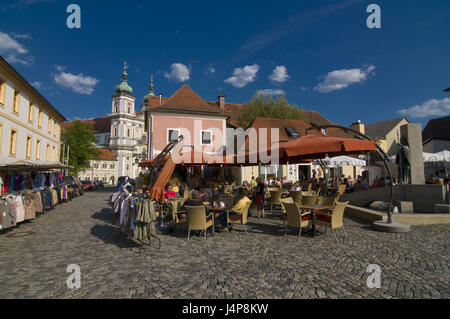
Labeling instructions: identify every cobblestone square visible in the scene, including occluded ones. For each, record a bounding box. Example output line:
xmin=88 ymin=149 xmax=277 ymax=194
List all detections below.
xmin=0 ymin=188 xmax=448 ymax=299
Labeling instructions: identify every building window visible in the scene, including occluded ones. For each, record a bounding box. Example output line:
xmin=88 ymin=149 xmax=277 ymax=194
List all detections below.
xmin=168 ymin=129 xmax=179 ymax=143
xmin=9 ymin=129 xmax=17 ymax=156
xmin=102 ymin=163 xmax=107 ymax=169
xmin=321 ymin=128 xmax=327 ymax=136
xmin=113 ymin=127 xmax=117 ymax=137
xmin=36 ymin=140 xmax=41 ymax=160
xmin=110 ymin=164 xmax=115 ymax=169
xmin=28 ymin=103 xmax=34 ymax=122
xmin=94 ymin=163 xmax=99 ymax=169
xmin=0 ymin=80 xmax=6 ymax=106
xmin=48 ymin=117 xmax=52 ymax=133
xmin=128 ymin=106 xmax=131 ymax=114
xmin=53 ymin=123 xmax=57 ymax=137
xmin=38 ymin=110 xmax=43 ymax=128
xmin=46 ymin=144 xmax=50 ymax=161
xmin=201 ymin=130 xmax=212 ymax=145
xmin=114 ymin=101 xmax=118 ymax=113
xmin=126 ymin=164 xmax=129 ymax=171
xmin=52 ymin=146 xmax=56 ymax=161
xmin=13 ymin=90 xmax=20 ymax=114
xmin=26 ymin=136 xmax=32 ymax=159
xmin=127 ymin=128 xmax=130 ymax=137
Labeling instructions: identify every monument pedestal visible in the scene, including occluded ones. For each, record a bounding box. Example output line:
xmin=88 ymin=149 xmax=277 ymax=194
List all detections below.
xmin=372 ymin=221 xmax=411 ymax=233
xmin=400 ymin=123 xmax=425 ymax=185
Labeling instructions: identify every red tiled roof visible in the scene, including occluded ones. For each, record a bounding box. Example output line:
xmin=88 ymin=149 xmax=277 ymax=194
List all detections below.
xmin=146 ymin=96 xmax=169 ymax=109
xmin=151 ymin=85 xmax=221 ymax=114
xmin=95 ymin=148 xmax=116 ymax=161
xmin=61 ymin=116 xmax=111 ymax=134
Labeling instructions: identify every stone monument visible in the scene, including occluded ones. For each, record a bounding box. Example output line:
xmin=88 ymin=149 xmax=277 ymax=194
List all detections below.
xmin=399 ymin=123 xmax=425 ymax=185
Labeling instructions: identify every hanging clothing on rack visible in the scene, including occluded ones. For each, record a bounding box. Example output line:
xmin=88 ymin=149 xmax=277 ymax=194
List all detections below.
xmin=133 ymin=197 xmax=157 ymax=241
xmin=23 ymin=191 xmax=36 ymax=220
xmin=0 ymin=198 xmax=14 ymax=230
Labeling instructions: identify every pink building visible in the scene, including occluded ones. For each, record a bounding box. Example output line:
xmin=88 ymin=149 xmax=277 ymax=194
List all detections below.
xmin=148 ymin=85 xmax=229 ymax=160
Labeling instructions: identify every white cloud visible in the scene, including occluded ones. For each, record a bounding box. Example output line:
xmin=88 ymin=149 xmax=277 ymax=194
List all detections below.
xmin=269 ymin=65 xmax=289 ymax=83
xmin=10 ymin=32 xmax=31 ymax=39
xmin=53 ymin=67 xmax=99 ymax=95
xmin=31 ymin=81 xmax=42 ymax=89
xmin=225 ymin=64 xmax=259 ymax=88
xmin=0 ymin=31 xmax=32 ymax=65
xmin=314 ymin=65 xmax=375 ymax=93
xmin=164 ymin=63 xmax=189 ymax=82
xmin=256 ymin=89 xmax=285 ymax=96
xmin=206 ymin=66 xmax=215 ymax=74
xmin=398 ymin=98 xmax=450 ymax=119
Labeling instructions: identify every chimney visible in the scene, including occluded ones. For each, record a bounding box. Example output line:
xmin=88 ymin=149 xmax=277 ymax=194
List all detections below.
xmin=158 ymin=92 xmax=163 ymax=105
xmin=218 ymin=94 xmax=225 ymax=112
xmin=350 ymin=120 xmax=365 ymax=134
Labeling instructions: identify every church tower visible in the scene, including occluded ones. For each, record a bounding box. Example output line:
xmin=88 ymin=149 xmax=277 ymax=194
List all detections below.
xmin=110 ymin=62 xmax=138 ymax=178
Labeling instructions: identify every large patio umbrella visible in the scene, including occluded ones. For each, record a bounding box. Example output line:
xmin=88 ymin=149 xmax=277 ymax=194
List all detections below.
xmin=235 ymin=135 xmax=376 ymax=165
xmin=279 ymin=135 xmax=376 ymax=162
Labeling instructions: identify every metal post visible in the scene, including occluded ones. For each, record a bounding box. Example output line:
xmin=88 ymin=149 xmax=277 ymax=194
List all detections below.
xmin=62 ymin=144 xmax=65 ymax=175
xmin=66 ymin=146 xmax=70 ymax=176
xmin=306 ymin=125 xmax=394 ymax=224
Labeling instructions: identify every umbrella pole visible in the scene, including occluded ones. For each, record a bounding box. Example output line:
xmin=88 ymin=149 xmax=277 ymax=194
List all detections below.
xmin=306 ymin=125 xmax=395 ymax=225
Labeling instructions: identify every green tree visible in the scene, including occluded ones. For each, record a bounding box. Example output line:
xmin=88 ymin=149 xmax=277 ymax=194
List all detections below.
xmin=238 ymin=93 xmax=305 ymax=128
xmin=61 ymin=119 xmax=100 ymax=176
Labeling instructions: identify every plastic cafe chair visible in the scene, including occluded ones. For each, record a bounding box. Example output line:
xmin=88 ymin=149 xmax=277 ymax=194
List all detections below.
xmin=269 ymin=190 xmax=283 ymax=213
xmin=281 ymin=202 xmax=312 ymax=241
xmin=184 ymin=206 xmax=214 ymax=242
xmin=227 ymin=201 xmax=252 ymax=234
xmin=315 ymin=201 xmax=350 ymax=241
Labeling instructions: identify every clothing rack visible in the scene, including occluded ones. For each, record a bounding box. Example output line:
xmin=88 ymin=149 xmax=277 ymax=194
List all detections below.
xmin=0 ymin=169 xmax=71 ymax=233
xmin=111 ymin=189 xmax=160 ymax=252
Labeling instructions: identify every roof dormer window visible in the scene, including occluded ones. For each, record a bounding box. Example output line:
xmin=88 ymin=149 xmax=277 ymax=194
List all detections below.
xmin=285 ymin=127 xmax=299 ymax=139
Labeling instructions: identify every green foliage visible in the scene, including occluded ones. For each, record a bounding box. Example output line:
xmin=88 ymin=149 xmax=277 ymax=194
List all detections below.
xmin=61 ymin=120 xmax=100 ymax=176
xmin=238 ymin=93 xmax=305 ymax=128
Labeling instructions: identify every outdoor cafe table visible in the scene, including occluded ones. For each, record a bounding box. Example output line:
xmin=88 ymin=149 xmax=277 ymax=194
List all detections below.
xmin=207 ymin=206 xmax=228 ymax=226
xmin=296 ymin=204 xmax=333 ymax=236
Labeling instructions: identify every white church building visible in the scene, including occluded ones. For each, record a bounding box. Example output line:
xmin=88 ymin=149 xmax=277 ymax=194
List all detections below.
xmin=63 ymin=64 xmax=152 ymax=184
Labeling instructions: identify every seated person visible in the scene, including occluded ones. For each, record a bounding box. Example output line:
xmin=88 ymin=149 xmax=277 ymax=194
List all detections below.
xmin=218 ymin=189 xmax=251 ymax=232
xmin=183 ymin=190 xmax=212 ymax=222
xmin=291 ymin=182 xmax=301 ymax=191
xmin=203 ymin=183 xmax=214 ymax=202
xmin=352 ymin=178 xmax=368 ymax=192
xmin=164 ymin=185 xmax=177 ymax=201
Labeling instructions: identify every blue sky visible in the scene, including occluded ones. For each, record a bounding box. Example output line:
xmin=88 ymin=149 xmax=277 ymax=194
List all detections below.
xmin=1 ymin=0 xmax=449 ymax=128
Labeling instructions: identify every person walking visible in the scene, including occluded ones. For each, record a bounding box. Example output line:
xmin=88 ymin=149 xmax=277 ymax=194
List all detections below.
xmin=255 ymin=177 xmax=265 ymax=218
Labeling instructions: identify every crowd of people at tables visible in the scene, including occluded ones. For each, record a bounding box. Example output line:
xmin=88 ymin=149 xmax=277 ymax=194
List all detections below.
xmin=158 ymin=172 xmax=400 ymax=235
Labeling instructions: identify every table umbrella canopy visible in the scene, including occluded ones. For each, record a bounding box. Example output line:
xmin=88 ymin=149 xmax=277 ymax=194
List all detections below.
xmin=235 ymin=135 xmax=377 ymax=165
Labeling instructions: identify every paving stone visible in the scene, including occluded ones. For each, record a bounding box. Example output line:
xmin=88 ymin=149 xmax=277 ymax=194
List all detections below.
xmin=0 ymin=187 xmax=448 ymax=299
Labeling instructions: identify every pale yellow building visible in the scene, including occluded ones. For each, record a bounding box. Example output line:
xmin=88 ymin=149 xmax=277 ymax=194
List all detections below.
xmin=0 ymin=56 xmax=66 ymax=165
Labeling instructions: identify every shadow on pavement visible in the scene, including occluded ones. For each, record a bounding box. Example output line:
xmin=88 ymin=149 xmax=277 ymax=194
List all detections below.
xmin=90 ymin=224 xmax=140 ymax=249
xmin=92 ymin=208 xmax=114 ymax=225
